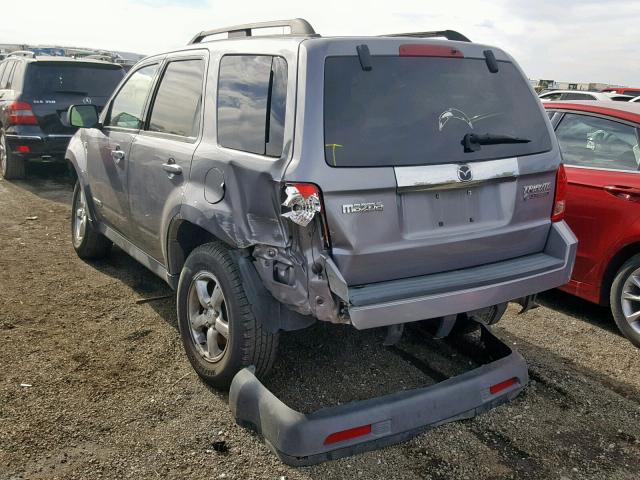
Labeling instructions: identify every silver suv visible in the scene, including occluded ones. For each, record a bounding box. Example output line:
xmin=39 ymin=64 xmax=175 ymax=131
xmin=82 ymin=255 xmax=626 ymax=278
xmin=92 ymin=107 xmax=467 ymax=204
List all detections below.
xmin=66 ymin=19 xmax=576 ymax=388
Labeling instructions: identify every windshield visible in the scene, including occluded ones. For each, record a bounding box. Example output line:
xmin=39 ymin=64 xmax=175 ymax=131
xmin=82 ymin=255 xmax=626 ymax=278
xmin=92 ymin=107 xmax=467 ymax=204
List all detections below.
xmin=23 ymin=62 xmax=124 ymax=97
xmin=323 ymin=56 xmax=552 ymax=167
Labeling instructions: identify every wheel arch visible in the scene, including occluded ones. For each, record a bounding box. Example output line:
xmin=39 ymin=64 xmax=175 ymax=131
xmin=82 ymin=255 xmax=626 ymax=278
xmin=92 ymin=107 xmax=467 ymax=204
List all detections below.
xmin=600 ymin=241 xmax=640 ymax=305
xmin=166 ymin=217 xmax=233 ymax=277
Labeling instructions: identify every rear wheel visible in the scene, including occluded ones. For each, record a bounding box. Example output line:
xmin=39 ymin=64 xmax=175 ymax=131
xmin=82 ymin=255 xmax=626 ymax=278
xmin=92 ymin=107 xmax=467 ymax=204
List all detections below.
xmin=0 ymin=130 xmax=26 ymax=180
xmin=610 ymin=254 xmax=640 ymax=348
xmin=71 ymin=182 xmax=112 ymax=259
xmin=177 ymin=242 xmax=279 ymax=389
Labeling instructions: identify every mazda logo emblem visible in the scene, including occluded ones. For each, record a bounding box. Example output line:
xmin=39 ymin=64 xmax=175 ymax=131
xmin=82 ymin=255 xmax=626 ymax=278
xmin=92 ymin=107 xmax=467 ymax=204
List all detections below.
xmin=82 ymin=97 xmax=92 ymax=104
xmin=457 ymin=164 xmax=472 ymax=182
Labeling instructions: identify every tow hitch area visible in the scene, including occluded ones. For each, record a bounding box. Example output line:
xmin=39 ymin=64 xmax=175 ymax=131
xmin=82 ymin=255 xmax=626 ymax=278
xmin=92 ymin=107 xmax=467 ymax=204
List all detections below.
xmin=229 ymin=326 xmax=528 ymax=466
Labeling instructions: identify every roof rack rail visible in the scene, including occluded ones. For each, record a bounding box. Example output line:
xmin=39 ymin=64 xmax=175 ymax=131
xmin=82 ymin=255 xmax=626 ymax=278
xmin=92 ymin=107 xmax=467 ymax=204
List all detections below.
xmin=8 ymin=50 xmax=36 ymax=58
xmin=382 ymin=30 xmax=471 ymax=42
xmin=189 ymin=18 xmax=317 ymax=44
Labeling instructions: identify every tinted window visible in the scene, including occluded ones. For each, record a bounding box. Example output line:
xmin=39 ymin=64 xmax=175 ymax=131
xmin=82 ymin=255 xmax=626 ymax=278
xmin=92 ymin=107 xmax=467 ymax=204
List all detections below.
xmin=0 ymin=61 xmax=14 ymax=89
xmin=217 ymin=55 xmax=288 ymax=156
xmin=106 ymin=64 xmax=158 ymax=129
xmin=562 ymin=92 xmax=596 ymax=100
xmin=541 ymin=92 xmax=563 ymax=101
xmin=324 ymin=56 xmax=552 ymax=167
xmin=0 ymin=62 xmax=7 ymax=84
xmin=556 ymin=113 xmax=640 ymax=171
xmin=23 ymin=63 xmax=124 ymax=96
xmin=148 ymin=59 xmax=204 ymax=137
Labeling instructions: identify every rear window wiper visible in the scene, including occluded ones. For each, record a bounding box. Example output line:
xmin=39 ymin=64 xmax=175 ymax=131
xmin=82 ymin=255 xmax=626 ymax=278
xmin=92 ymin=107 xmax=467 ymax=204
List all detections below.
xmin=462 ymin=133 xmax=530 ymax=153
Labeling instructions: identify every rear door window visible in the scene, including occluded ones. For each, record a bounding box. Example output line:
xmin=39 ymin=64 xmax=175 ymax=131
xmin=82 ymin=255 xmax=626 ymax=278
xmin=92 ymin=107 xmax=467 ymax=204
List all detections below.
xmin=217 ymin=55 xmax=288 ymax=156
xmin=324 ymin=56 xmax=552 ymax=167
xmin=148 ymin=59 xmax=205 ymax=138
xmin=556 ymin=113 xmax=640 ymax=171
xmin=106 ymin=64 xmax=159 ymax=129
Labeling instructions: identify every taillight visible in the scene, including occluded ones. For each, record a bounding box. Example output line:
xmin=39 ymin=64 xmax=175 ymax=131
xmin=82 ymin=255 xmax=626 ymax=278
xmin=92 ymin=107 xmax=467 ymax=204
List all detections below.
xmin=8 ymin=102 xmax=38 ymax=125
xmin=551 ymin=164 xmax=567 ymax=222
xmin=281 ymin=182 xmax=331 ymax=246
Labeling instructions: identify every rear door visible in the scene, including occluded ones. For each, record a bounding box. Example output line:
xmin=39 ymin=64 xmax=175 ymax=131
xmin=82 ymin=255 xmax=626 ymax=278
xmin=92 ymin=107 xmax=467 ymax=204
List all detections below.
xmin=86 ymin=62 xmax=160 ymax=233
xmin=21 ymin=61 xmax=124 ymax=135
xmin=292 ymin=45 xmax=559 ymax=286
xmin=126 ymin=54 xmax=206 ymax=261
xmin=553 ymin=111 xmax=640 ymax=286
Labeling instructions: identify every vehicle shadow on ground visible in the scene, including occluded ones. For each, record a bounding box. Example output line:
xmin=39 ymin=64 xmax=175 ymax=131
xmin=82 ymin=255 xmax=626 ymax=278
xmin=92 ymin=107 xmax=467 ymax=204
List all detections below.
xmin=11 ymin=162 xmax=73 ymax=204
xmin=537 ymin=289 xmax=620 ymax=336
xmin=85 ymin=247 xmax=640 ymax=407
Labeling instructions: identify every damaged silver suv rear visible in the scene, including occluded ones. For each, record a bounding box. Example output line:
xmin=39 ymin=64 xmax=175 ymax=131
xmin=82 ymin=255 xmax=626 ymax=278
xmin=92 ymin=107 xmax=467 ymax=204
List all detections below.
xmin=66 ymin=19 xmax=576 ymax=390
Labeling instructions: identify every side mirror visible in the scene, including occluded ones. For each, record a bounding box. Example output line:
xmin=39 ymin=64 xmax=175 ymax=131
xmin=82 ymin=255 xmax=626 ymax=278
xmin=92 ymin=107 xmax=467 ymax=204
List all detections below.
xmin=68 ymin=104 xmax=100 ymax=128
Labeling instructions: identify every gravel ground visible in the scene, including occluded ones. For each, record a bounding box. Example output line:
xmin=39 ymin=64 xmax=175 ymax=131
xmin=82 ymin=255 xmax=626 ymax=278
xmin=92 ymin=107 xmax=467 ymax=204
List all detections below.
xmin=1 ymin=166 xmax=639 ymax=480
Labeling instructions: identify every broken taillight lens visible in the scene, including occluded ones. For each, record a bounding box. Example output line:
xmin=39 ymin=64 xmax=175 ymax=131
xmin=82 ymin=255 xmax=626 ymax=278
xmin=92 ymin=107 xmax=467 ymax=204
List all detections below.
xmin=281 ymin=183 xmax=322 ymax=227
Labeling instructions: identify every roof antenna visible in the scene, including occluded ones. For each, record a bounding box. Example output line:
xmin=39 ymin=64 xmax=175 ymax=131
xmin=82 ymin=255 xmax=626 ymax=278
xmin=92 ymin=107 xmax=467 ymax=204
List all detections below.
xmin=356 ymin=44 xmax=372 ymax=71
xmin=483 ymin=49 xmax=499 ymax=73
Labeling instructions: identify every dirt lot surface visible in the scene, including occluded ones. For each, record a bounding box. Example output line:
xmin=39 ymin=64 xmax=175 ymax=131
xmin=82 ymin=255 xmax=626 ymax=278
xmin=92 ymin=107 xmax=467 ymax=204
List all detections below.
xmin=1 ymin=167 xmax=639 ymax=480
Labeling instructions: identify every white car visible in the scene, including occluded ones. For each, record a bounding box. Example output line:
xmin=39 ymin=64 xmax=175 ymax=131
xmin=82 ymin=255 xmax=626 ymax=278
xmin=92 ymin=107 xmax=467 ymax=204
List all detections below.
xmin=539 ymin=90 xmax=633 ymax=102
xmin=630 ymin=96 xmax=640 ymax=103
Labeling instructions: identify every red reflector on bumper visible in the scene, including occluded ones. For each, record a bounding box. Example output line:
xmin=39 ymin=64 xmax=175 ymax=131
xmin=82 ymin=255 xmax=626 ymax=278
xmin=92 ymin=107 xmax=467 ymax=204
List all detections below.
xmin=399 ymin=44 xmax=464 ymax=57
xmin=324 ymin=424 xmax=372 ymax=445
xmin=17 ymin=145 xmax=30 ymax=153
xmin=490 ymin=377 xmax=519 ymax=395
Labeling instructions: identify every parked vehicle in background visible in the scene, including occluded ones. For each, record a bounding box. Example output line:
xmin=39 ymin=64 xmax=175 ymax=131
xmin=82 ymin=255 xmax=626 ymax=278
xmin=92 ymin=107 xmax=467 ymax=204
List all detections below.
xmin=539 ymin=90 xmax=633 ymax=102
xmin=602 ymin=87 xmax=640 ymax=97
xmin=545 ymin=101 xmax=640 ymax=347
xmin=0 ymin=54 xmax=125 ymax=179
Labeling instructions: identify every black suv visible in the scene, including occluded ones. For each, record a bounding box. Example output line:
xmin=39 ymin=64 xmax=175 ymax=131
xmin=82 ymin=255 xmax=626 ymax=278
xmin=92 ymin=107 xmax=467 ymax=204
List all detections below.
xmin=0 ymin=54 xmax=124 ymax=179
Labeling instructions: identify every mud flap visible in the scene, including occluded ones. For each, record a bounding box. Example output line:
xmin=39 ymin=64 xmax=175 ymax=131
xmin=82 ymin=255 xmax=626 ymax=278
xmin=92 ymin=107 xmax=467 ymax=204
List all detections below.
xmin=228 ymin=326 xmax=528 ymax=466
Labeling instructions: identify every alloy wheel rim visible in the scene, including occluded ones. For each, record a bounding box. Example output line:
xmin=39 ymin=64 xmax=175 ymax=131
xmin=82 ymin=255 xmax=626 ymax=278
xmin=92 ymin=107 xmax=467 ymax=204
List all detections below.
xmin=187 ymin=271 xmax=230 ymax=363
xmin=73 ymin=188 xmax=88 ymax=248
xmin=620 ymin=268 xmax=640 ymax=334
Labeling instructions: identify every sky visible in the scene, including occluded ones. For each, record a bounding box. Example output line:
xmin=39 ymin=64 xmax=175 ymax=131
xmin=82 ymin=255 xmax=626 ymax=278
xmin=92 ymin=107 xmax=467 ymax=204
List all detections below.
xmin=1 ymin=0 xmax=638 ymax=86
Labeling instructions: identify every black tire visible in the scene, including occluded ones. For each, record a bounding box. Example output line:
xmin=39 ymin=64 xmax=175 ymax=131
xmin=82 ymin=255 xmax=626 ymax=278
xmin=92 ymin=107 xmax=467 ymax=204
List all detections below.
xmin=177 ymin=242 xmax=279 ymax=389
xmin=610 ymin=254 xmax=640 ymax=348
xmin=0 ymin=130 xmax=26 ymax=180
xmin=71 ymin=182 xmax=112 ymax=259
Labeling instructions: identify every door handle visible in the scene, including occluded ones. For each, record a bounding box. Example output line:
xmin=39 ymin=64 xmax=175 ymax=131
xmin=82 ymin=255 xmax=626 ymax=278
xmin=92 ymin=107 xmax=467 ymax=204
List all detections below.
xmin=604 ymin=185 xmax=640 ymax=203
xmin=162 ymin=159 xmax=182 ymax=175
xmin=111 ymin=148 xmax=125 ymax=164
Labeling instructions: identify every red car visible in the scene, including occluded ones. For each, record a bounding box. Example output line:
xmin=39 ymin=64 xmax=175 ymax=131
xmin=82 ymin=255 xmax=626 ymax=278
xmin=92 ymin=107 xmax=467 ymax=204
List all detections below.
xmin=601 ymin=87 xmax=640 ymax=97
xmin=545 ymin=101 xmax=640 ymax=347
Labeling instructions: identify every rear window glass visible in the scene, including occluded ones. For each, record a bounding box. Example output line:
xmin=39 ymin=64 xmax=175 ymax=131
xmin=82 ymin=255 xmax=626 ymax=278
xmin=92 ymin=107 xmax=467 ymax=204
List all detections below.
xmin=217 ymin=55 xmax=288 ymax=157
xmin=23 ymin=63 xmax=124 ymax=97
xmin=324 ymin=56 xmax=552 ymax=167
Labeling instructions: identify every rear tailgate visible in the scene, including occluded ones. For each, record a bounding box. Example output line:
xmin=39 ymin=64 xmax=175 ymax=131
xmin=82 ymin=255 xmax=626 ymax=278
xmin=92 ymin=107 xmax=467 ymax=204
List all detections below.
xmin=288 ymin=39 xmax=560 ymax=286
xmin=22 ymin=61 xmax=124 ymax=135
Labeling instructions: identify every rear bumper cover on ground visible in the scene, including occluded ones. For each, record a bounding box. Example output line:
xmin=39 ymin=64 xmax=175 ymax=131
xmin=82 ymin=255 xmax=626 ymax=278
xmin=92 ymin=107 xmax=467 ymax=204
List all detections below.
xmin=347 ymin=221 xmax=577 ymax=329
xmin=229 ymin=327 xmax=528 ymax=466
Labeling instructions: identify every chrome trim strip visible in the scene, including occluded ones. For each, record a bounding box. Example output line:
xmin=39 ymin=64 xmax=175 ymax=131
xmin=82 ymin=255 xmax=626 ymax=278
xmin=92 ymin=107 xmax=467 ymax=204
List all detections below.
xmin=46 ymin=134 xmax=74 ymax=138
xmin=5 ymin=135 xmax=42 ymax=140
xmin=394 ymin=157 xmax=519 ymax=191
